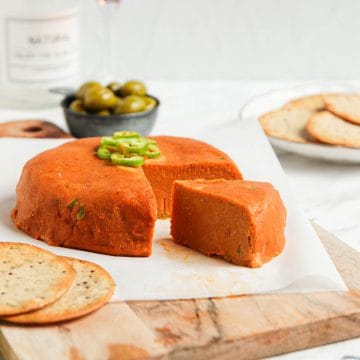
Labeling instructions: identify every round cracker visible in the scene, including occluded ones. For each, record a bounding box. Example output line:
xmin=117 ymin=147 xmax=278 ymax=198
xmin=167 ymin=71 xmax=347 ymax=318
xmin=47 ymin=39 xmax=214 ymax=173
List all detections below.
xmin=306 ymin=111 xmax=360 ymax=148
xmin=3 ymin=257 xmax=115 ymax=324
xmin=282 ymin=94 xmax=327 ymax=112
xmin=325 ymin=94 xmax=360 ymax=125
xmin=259 ymin=108 xmax=316 ymax=143
xmin=0 ymin=242 xmax=75 ymax=316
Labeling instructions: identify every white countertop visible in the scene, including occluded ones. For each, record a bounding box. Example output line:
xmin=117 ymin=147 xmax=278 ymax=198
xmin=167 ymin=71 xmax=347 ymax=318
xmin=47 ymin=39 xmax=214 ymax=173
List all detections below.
xmin=0 ymin=81 xmax=359 ymax=359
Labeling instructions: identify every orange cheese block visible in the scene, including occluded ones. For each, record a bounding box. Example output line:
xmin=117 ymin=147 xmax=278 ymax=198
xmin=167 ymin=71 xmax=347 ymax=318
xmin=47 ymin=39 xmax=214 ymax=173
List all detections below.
xmin=170 ymin=179 xmax=286 ymax=267
xmin=12 ymin=136 xmax=242 ymax=256
xmin=12 ymin=138 xmax=157 ymax=256
xmin=144 ymin=136 xmax=243 ymax=218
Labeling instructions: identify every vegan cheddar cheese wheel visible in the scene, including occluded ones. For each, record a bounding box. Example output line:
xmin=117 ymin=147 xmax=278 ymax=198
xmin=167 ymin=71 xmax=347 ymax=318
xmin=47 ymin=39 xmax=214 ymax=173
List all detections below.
xmin=12 ymin=136 xmax=242 ymax=257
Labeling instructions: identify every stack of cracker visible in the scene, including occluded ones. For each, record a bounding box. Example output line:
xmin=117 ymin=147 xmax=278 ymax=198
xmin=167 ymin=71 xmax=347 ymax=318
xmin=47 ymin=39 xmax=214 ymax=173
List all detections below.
xmin=0 ymin=242 xmax=115 ymax=324
xmin=259 ymin=93 xmax=360 ymax=148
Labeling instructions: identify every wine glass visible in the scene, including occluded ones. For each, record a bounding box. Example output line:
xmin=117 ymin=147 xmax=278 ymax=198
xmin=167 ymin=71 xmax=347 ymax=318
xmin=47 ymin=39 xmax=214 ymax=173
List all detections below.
xmin=96 ymin=0 xmax=121 ymax=82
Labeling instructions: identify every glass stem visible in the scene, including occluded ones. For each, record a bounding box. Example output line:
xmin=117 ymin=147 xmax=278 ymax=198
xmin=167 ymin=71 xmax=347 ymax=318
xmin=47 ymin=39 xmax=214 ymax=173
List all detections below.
xmin=99 ymin=1 xmax=119 ymax=82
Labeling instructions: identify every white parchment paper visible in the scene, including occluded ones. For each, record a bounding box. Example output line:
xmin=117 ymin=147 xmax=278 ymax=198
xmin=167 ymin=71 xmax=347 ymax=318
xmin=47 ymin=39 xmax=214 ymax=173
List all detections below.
xmin=0 ymin=120 xmax=347 ymax=300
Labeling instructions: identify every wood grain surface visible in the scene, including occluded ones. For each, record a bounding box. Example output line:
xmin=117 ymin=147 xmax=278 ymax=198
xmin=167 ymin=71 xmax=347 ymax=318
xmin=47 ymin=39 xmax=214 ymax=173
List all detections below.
xmin=0 ymin=120 xmax=71 ymax=138
xmin=0 ymin=223 xmax=359 ymax=360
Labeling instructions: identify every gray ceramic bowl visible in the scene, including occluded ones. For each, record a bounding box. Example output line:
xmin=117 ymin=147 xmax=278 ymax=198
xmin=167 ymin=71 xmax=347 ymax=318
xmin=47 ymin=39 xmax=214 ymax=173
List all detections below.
xmin=61 ymin=94 xmax=159 ymax=138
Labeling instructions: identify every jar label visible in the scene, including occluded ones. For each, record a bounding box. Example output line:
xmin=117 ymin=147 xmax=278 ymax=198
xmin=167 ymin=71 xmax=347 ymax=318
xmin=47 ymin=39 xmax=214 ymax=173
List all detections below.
xmin=5 ymin=9 xmax=79 ymax=87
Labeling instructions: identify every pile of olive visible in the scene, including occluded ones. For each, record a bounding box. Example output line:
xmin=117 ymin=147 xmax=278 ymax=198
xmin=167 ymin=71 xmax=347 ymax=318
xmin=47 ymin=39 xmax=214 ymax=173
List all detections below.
xmin=69 ymin=80 xmax=157 ymax=116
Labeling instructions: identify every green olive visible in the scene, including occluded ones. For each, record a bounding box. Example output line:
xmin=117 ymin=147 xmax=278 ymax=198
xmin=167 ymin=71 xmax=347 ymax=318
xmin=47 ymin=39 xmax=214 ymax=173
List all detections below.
xmin=84 ymin=86 xmax=118 ymax=112
xmin=113 ymin=98 xmax=125 ymax=114
xmin=76 ymin=81 xmax=102 ymax=100
xmin=143 ymin=96 xmax=156 ymax=111
xmin=116 ymin=95 xmax=146 ymax=114
xmin=69 ymin=99 xmax=86 ymax=113
xmin=111 ymin=96 xmax=123 ymax=111
xmin=119 ymin=81 xmax=147 ymax=97
xmin=107 ymin=82 xmax=122 ymax=94
xmin=96 ymin=109 xmax=111 ymax=116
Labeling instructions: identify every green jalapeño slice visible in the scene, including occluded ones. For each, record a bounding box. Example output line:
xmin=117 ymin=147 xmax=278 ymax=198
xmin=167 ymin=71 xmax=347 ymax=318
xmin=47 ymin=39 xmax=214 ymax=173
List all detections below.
xmin=118 ymin=138 xmax=148 ymax=155
xmin=110 ymin=153 xmax=144 ymax=167
xmin=144 ymin=137 xmax=157 ymax=145
xmin=101 ymin=136 xmax=118 ymax=147
xmin=113 ymin=131 xmax=140 ymax=139
xmin=144 ymin=144 xmax=161 ymax=158
xmin=97 ymin=146 xmax=112 ymax=160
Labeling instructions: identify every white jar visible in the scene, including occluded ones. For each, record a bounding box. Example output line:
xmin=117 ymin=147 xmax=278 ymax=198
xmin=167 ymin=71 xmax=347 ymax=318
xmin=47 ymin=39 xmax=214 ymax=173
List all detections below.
xmin=0 ymin=0 xmax=80 ymax=108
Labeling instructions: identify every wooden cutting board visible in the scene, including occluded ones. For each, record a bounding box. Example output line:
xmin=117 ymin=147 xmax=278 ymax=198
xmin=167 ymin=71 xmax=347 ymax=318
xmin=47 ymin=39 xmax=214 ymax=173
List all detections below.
xmin=0 ymin=223 xmax=359 ymax=360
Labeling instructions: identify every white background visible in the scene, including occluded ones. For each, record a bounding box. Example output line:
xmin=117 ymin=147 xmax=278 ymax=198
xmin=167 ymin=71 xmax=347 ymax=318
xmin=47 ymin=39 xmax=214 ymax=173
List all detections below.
xmin=1 ymin=0 xmax=360 ymax=358
xmin=83 ymin=0 xmax=360 ymax=81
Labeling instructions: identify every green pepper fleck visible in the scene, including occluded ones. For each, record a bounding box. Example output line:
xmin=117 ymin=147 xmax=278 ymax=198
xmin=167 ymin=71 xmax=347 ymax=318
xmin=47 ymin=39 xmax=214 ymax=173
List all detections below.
xmin=237 ymin=245 xmax=242 ymax=255
xmin=67 ymin=199 xmax=79 ymax=209
xmin=77 ymin=206 xmax=85 ymax=220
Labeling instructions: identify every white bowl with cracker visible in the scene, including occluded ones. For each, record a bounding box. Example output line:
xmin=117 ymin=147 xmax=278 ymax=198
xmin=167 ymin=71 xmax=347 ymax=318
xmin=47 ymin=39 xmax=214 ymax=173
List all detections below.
xmin=240 ymin=82 xmax=360 ymax=163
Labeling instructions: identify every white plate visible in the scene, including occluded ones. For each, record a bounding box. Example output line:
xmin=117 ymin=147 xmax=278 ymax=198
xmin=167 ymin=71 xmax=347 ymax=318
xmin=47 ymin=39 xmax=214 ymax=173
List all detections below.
xmin=239 ymin=82 xmax=360 ymax=163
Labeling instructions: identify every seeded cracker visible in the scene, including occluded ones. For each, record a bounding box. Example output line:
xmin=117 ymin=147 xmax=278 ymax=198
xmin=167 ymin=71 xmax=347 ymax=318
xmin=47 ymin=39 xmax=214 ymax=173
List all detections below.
xmin=0 ymin=242 xmax=75 ymax=316
xmin=3 ymin=257 xmax=115 ymax=324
